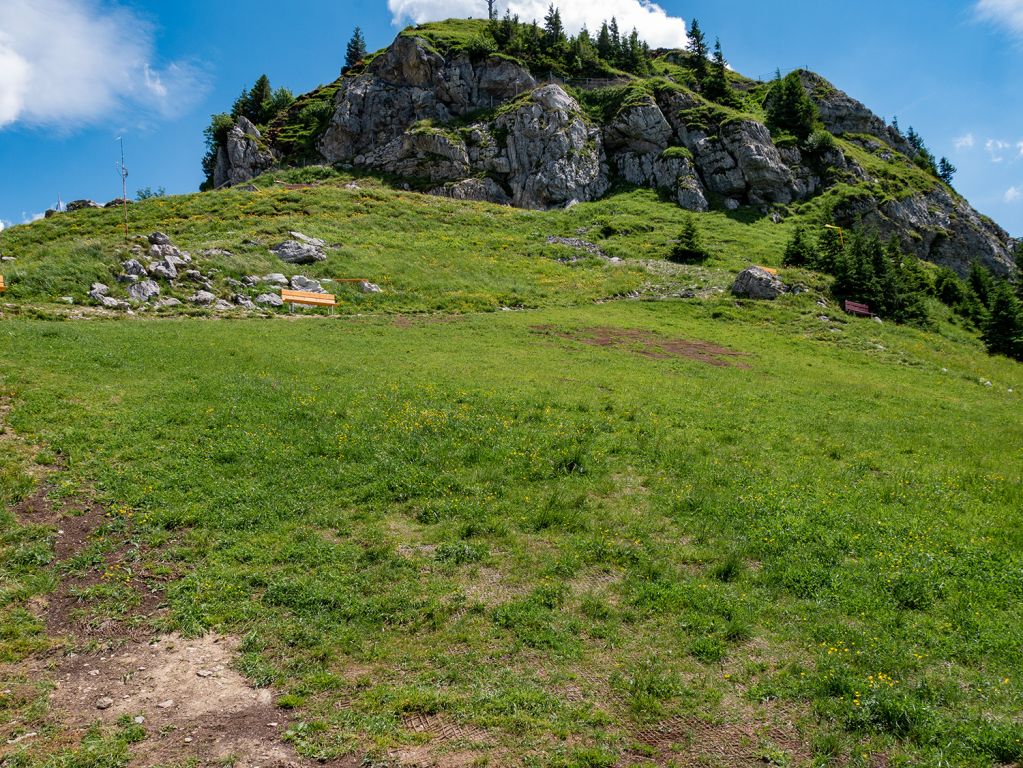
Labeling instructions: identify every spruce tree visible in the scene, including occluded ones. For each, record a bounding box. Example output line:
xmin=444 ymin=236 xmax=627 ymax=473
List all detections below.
xmin=669 ymin=216 xmax=707 ymax=263
xmin=543 ymin=5 xmax=565 ymax=48
xmin=765 ymin=72 xmax=818 ymax=142
xmin=687 ymin=18 xmax=708 ymax=84
xmin=704 ymin=38 xmax=732 ymax=104
xmin=782 ymin=225 xmax=816 ymax=267
xmin=983 ymin=281 xmax=1023 ymax=359
xmin=609 ymin=18 xmax=622 ymax=63
xmin=596 ymin=22 xmax=613 ymax=60
xmin=969 ymin=261 xmax=995 ymax=308
xmin=345 ymin=27 xmax=368 ymax=70
xmin=938 ymin=157 xmax=957 ymax=185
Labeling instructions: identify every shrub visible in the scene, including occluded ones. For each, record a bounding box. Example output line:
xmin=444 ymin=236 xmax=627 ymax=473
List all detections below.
xmin=668 ymin=215 xmax=708 ymax=263
xmin=765 ymin=71 xmax=819 ymax=143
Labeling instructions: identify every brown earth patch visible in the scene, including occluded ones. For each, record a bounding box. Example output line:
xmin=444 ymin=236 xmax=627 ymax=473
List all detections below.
xmin=49 ymin=633 xmax=308 ymax=768
xmin=625 ymin=714 xmax=810 ymax=767
xmin=0 ymin=396 xmax=320 ymax=768
xmin=533 ymin=326 xmax=750 ymax=368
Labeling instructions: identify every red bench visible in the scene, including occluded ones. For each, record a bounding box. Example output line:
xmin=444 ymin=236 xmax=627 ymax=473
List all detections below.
xmin=844 ymin=300 xmax=873 ymax=318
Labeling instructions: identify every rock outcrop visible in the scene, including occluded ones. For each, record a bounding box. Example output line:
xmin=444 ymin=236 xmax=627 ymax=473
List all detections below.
xmin=213 ymin=117 xmax=279 ymax=189
xmin=733 ymin=267 xmax=789 ymax=300
xmin=259 ymin=28 xmax=1014 ymax=276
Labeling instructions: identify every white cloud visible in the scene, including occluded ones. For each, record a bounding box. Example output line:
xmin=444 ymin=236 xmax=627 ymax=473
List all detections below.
xmin=388 ymin=0 xmax=689 ymax=49
xmin=0 ymin=220 xmax=6 ymax=232
xmin=1005 ymin=186 xmax=1022 ymax=203
xmin=0 ymin=0 xmax=208 ymax=129
xmin=976 ymin=0 xmax=1023 ymax=36
xmin=21 ymin=212 xmax=45 ymax=224
xmin=1018 ymin=140 xmax=1023 ymax=157
xmin=987 ymin=138 xmax=1010 ymax=162
xmin=955 ymin=133 xmax=975 ymax=150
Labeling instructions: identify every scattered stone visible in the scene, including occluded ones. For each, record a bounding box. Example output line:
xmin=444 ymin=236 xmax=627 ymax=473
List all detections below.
xmin=96 ymin=697 xmax=114 ymax=710
xmin=188 ymin=290 xmax=217 ymax=306
xmin=104 ymin=198 xmax=131 ymax=208
xmin=724 ymin=198 xmax=741 ymax=211
xmin=272 ymin=240 xmax=326 ymax=265
xmin=183 ymin=270 xmax=205 ymax=283
xmin=790 ymin=283 xmax=809 ymax=295
xmin=872 ymin=316 xmax=883 ymax=325
xmin=44 ymin=209 xmax=60 ymax=218
xmin=255 ymin=293 xmax=284 ymax=307
xmin=731 ymin=266 xmax=788 ymax=300
xmin=360 ymin=281 xmax=383 ymax=294
xmin=88 ymin=283 xmax=110 ymax=301
xmin=148 ymin=232 xmax=172 ymax=246
xmin=154 ymin=297 xmax=182 ymax=309
xmin=214 ymin=299 xmax=234 ymax=311
xmin=196 ymin=669 xmax=214 ymax=678
xmin=242 ymin=276 xmax=260 ymax=286
xmin=545 ymin=236 xmax=605 ymax=258
xmin=199 ymin=248 xmax=233 ymax=258
xmin=148 ymin=260 xmax=178 ymax=280
xmin=224 ymin=277 xmax=243 ymax=289
xmin=116 ymin=273 xmax=139 ymax=284
xmin=290 ymin=275 xmax=326 ymax=293
xmin=1 ymin=256 xmax=16 ymax=262
xmin=157 ymin=700 xmax=175 ymax=709
xmin=234 ymin=295 xmax=257 ymax=310
xmin=122 ymin=259 xmax=147 ymax=277
xmin=982 ymin=379 xmax=993 ymax=387
xmin=289 ymin=231 xmax=327 ymax=248
xmin=67 ymin=200 xmax=101 ymax=212
xmin=97 ymin=296 xmax=128 ymax=310
xmin=60 ymin=296 xmax=74 ymax=304
xmin=128 ymin=280 xmax=161 ymax=302
xmin=770 ymin=212 xmax=783 ymax=224
xmin=149 ymin=244 xmax=190 ymax=266
xmin=262 ymin=273 xmax=288 ymax=286
xmin=133 ymin=716 xmax=145 ymax=725
xmin=345 ymin=182 xmax=360 ymax=190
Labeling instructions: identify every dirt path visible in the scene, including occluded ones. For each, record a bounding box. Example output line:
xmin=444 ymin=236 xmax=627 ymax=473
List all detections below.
xmin=0 ymin=396 xmax=317 ymax=768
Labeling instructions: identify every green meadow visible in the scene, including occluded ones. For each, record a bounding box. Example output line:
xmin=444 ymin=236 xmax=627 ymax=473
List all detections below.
xmin=0 ymin=178 xmax=1021 ymax=767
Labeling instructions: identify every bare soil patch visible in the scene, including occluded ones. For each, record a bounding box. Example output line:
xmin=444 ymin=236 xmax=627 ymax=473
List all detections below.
xmin=51 ymin=633 xmax=306 ymax=768
xmin=533 ymin=326 xmax=749 ymax=368
xmin=625 ymin=714 xmax=810 ymax=767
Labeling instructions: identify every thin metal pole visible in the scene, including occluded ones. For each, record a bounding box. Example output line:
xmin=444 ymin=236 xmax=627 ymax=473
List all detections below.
xmin=117 ymin=138 xmax=129 ymax=241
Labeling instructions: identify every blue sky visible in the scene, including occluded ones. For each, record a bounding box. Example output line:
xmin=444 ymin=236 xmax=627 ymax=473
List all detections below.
xmin=1 ymin=0 xmax=1022 ymax=235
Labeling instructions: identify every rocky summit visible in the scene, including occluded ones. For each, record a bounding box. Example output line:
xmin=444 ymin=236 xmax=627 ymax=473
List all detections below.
xmin=210 ymin=20 xmax=1014 ymax=278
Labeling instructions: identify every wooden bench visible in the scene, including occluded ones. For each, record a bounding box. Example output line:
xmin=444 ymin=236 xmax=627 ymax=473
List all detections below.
xmin=0 ymin=275 xmax=5 ymax=293
xmin=282 ymin=289 xmax=336 ymax=309
xmin=844 ymin=300 xmax=873 ymax=318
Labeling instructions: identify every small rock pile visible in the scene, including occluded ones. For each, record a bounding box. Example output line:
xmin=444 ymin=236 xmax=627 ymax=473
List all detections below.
xmin=731 ymin=266 xmax=789 ymax=300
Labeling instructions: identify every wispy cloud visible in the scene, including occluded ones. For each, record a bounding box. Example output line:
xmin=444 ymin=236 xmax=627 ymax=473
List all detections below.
xmin=0 ymin=220 xmax=7 ymax=232
xmin=1018 ymin=140 xmax=1023 ymax=158
xmin=1005 ymin=186 xmax=1022 ymax=203
xmin=0 ymin=0 xmax=209 ymax=130
xmin=21 ymin=211 xmax=45 ymax=224
xmin=987 ymin=138 xmax=1011 ymax=162
xmin=387 ymin=0 xmax=689 ymax=48
xmin=955 ymin=133 xmax=976 ymax=151
xmin=976 ymin=0 xmax=1023 ymax=37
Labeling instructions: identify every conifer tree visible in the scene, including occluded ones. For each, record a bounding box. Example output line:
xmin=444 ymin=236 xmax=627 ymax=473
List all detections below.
xmin=938 ymin=157 xmax=957 ymax=185
xmin=983 ymin=281 xmax=1023 ymax=359
xmin=543 ymin=5 xmax=565 ymax=47
xmin=782 ymin=225 xmax=816 ymax=267
xmin=345 ymin=27 xmax=368 ymax=70
xmin=704 ymin=38 xmax=732 ymax=104
xmin=765 ymin=71 xmax=818 ymax=142
xmin=687 ymin=18 xmax=708 ymax=84
xmin=596 ymin=22 xmax=613 ymax=60
xmin=609 ymin=18 xmax=621 ymax=62
xmin=669 ymin=215 xmax=707 ymax=263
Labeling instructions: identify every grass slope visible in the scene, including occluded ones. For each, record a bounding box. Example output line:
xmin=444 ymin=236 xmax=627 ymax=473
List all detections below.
xmin=0 ymin=179 xmax=1021 ymax=767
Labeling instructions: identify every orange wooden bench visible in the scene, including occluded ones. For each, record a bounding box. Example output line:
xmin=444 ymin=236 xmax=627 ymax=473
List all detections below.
xmin=0 ymin=275 xmax=5 ymax=293
xmin=281 ymin=289 xmax=336 ymax=310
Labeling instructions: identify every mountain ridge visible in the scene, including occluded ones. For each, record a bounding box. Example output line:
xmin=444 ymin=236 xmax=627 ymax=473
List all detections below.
xmin=210 ymin=18 xmax=1015 ymax=278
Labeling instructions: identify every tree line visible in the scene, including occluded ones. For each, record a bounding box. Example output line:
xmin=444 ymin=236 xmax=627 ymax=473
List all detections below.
xmin=783 ymin=225 xmax=1023 ymax=360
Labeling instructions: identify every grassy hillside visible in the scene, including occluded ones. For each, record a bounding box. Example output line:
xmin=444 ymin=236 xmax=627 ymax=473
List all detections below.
xmin=0 ymin=178 xmax=1021 ymax=767
xmin=0 ymin=168 xmax=803 ymax=314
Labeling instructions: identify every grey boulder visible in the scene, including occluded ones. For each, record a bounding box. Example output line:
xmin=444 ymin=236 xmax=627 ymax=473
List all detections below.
xmin=121 ymin=259 xmax=147 ymax=277
xmin=290 ymin=275 xmax=326 ymax=293
xmin=255 ymin=293 xmax=284 ymax=307
xmin=272 ymin=240 xmax=326 ymax=265
xmin=128 ymin=280 xmax=161 ymax=302
xmin=188 ymin=290 xmax=217 ymax=306
xmin=732 ymin=266 xmax=788 ymax=300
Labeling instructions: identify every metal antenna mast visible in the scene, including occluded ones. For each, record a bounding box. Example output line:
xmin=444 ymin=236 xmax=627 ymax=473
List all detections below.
xmin=115 ymin=137 xmax=129 ymax=241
